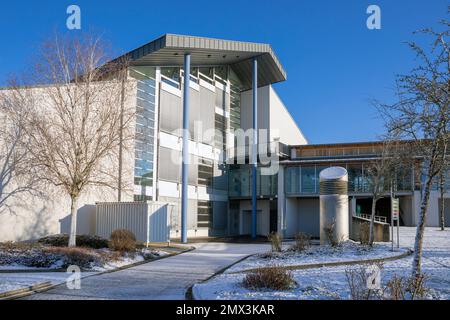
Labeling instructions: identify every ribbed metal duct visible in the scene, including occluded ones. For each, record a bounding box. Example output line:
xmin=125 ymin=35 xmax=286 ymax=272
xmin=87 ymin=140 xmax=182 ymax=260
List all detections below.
xmin=319 ymin=167 xmax=349 ymax=245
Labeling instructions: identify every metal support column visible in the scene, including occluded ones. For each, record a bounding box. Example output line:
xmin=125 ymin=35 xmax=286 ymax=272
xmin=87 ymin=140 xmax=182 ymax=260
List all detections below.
xmin=252 ymin=57 xmax=258 ymax=239
xmin=181 ymin=53 xmax=191 ymax=244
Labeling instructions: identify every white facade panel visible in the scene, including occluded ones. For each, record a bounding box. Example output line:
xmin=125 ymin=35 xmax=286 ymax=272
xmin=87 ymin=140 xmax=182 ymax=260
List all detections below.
xmin=161 ymin=82 xmax=182 ymax=97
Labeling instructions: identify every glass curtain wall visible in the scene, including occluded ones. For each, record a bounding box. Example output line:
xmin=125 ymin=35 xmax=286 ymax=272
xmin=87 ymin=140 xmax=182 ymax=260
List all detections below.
xmin=285 ymin=163 xmax=414 ymax=195
xmin=130 ymin=67 xmax=157 ymax=201
xmin=229 ymin=166 xmax=277 ymax=198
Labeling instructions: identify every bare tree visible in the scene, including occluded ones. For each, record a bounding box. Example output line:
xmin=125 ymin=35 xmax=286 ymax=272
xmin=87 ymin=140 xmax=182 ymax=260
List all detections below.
xmin=379 ymin=16 xmax=449 ymax=277
xmin=438 ymin=162 xmax=448 ymax=231
xmin=7 ymin=33 xmax=133 ymax=247
xmin=0 ymin=91 xmax=42 ymax=214
xmin=364 ymin=140 xmax=401 ymax=246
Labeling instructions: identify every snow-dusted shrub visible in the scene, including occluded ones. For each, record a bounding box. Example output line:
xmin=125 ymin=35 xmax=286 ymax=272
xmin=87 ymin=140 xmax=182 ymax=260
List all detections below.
xmin=109 ymin=229 xmax=136 ymax=253
xmin=345 ymin=263 xmax=384 ymax=300
xmin=242 ymin=266 xmax=296 ymax=291
xmin=0 ymin=242 xmax=63 ymax=268
xmin=44 ymin=247 xmax=103 ymax=268
xmin=267 ymin=232 xmax=282 ymax=253
xmin=324 ymin=221 xmax=345 ymax=247
xmin=290 ymin=233 xmax=311 ymax=252
xmin=384 ymin=274 xmax=430 ymax=300
xmin=359 ymin=222 xmax=370 ymax=245
xmin=38 ymin=234 xmax=108 ymax=249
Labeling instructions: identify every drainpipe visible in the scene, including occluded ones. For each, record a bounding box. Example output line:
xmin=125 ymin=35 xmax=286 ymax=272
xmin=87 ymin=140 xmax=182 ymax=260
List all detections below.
xmin=252 ymin=57 xmax=258 ymax=239
xmin=181 ymin=53 xmax=191 ymax=244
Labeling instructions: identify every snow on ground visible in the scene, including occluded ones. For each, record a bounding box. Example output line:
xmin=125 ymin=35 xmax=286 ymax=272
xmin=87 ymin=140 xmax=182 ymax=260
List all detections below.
xmin=194 ymin=228 xmax=450 ymax=300
xmin=0 ymin=248 xmax=170 ymax=295
xmin=0 ymin=271 xmax=97 ymax=295
xmin=90 ymin=249 xmax=169 ymax=271
xmin=226 ymin=241 xmax=408 ymax=273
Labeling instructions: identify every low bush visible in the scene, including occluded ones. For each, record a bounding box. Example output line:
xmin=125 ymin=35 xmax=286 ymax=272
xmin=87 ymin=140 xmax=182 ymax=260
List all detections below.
xmin=359 ymin=222 xmax=371 ymax=245
xmin=290 ymin=233 xmax=311 ymax=252
xmin=38 ymin=234 xmax=109 ymax=249
xmin=385 ymin=274 xmax=429 ymax=300
xmin=0 ymin=245 xmax=62 ymax=268
xmin=242 ymin=266 xmax=296 ymax=291
xmin=324 ymin=220 xmax=344 ymax=247
xmin=44 ymin=247 xmax=103 ymax=269
xmin=267 ymin=232 xmax=282 ymax=253
xmin=109 ymin=229 xmax=136 ymax=253
xmin=345 ymin=264 xmax=383 ymax=300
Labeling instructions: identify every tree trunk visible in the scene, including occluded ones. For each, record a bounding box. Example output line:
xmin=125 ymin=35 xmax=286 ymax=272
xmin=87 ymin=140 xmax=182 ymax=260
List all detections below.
xmin=439 ymin=172 xmax=445 ymax=231
xmin=412 ymin=176 xmax=433 ymax=278
xmin=369 ymin=198 xmax=377 ymax=246
xmin=68 ymin=194 xmax=79 ymax=247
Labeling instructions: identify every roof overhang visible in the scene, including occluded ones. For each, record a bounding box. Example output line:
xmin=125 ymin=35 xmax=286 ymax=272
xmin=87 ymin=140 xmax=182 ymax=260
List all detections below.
xmin=119 ymin=34 xmax=286 ymax=90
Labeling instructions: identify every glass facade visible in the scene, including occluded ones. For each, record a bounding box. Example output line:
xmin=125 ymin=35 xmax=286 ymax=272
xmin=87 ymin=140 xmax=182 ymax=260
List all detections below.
xmin=229 ymin=166 xmax=278 ymax=198
xmin=130 ymin=67 xmax=156 ymax=201
xmin=229 ymin=68 xmax=243 ymax=131
xmin=285 ymin=163 xmax=414 ymax=195
xmin=198 ymin=200 xmax=212 ymax=228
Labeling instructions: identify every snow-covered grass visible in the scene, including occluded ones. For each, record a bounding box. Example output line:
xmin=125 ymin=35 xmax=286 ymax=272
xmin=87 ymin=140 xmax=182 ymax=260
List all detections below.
xmin=0 ymin=271 xmax=97 ymax=295
xmin=0 ymin=244 xmax=170 ymax=295
xmin=226 ymin=241 xmax=408 ymax=273
xmin=194 ymin=228 xmax=450 ymax=300
xmin=0 ymin=242 xmax=169 ymax=272
xmin=90 ymin=249 xmax=169 ymax=272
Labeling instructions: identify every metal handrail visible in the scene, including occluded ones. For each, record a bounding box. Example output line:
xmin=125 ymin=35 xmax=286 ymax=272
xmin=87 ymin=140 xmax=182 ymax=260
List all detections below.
xmin=355 ymin=213 xmax=388 ymax=224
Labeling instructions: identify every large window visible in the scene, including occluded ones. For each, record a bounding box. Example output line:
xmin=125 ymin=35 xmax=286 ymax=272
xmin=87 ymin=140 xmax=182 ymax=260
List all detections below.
xmin=130 ymin=67 xmax=156 ymax=201
xmin=198 ymin=200 xmax=212 ymax=228
xmin=229 ymin=68 xmax=243 ymax=131
xmin=301 ymin=166 xmax=316 ymax=194
xmin=228 ymin=166 xmax=277 ymax=198
xmin=198 ymin=158 xmax=213 ymax=187
xmin=161 ymin=67 xmax=180 ymax=88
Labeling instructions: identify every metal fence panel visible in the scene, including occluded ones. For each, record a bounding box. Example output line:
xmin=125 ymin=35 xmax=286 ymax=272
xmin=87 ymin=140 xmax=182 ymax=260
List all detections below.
xmin=96 ymin=202 xmax=171 ymax=243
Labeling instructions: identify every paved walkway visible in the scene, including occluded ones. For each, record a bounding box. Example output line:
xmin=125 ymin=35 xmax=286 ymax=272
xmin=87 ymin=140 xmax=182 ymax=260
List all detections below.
xmin=23 ymin=243 xmax=270 ymax=300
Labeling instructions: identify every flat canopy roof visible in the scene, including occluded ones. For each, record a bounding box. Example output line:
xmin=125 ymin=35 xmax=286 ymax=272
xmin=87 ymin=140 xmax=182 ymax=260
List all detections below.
xmin=119 ymin=34 xmax=287 ymax=90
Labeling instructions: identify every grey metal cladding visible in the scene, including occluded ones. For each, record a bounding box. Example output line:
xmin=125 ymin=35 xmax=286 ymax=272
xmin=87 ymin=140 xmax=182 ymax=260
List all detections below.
xmin=159 ymin=90 xmax=182 ymax=135
xmin=159 ymin=146 xmax=181 ymax=183
xmin=198 ymin=87 xmax=215 ymax=144
xmin=119 ymin=34 xmax=286 ymax=90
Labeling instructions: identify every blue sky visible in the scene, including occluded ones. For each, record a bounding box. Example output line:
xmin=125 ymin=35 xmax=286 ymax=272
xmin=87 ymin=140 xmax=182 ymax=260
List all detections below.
xmin=0 ymin=0 xmax=447 ymax=144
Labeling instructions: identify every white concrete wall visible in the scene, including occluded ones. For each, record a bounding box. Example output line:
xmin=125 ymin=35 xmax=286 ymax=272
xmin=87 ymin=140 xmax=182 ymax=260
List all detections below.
xmin=269 ymin=86 xmax=307 ymax=146
xmin=241 ymin=86 xmax=271 ymax=142
xmin=400 ymin=196 xmax=414 ymax=226
xmin=0 ymin=82 xmax=136 ymax=242
xmin=284 ymin=198 xmax=299 ymax=237
xmin=241 ymin=85 xmax=307 ymax=146
xmin=297 ymin=198 xmax=320 ymax=238
xmin=419 ymin=190 xmax=450 ymax=227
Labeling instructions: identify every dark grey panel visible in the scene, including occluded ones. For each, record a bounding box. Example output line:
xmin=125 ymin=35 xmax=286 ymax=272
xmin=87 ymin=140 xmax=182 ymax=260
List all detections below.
xmin=213 ymin=201 xmax=228 ymax=230
xmin=213 ymin=162 xmax=228 ymax=191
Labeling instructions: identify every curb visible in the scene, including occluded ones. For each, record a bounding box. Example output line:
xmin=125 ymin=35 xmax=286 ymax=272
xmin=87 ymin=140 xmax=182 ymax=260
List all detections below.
xmin=229 ymin=249 xmax=413 ymax=274
xmin=0 ymin=282 xmax=53 ymax=300
xmin=2 ymin=246 xmax=195 ymax=300
xmin=188 ymin=253 xmax=255 ymax=300
xmin=191 ymin=249 xmax=413 ymax=300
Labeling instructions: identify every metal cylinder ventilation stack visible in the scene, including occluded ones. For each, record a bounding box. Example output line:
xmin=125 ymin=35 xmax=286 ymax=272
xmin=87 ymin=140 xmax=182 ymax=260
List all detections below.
xmin=319 ymin=167 xmax=349 ymax=245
